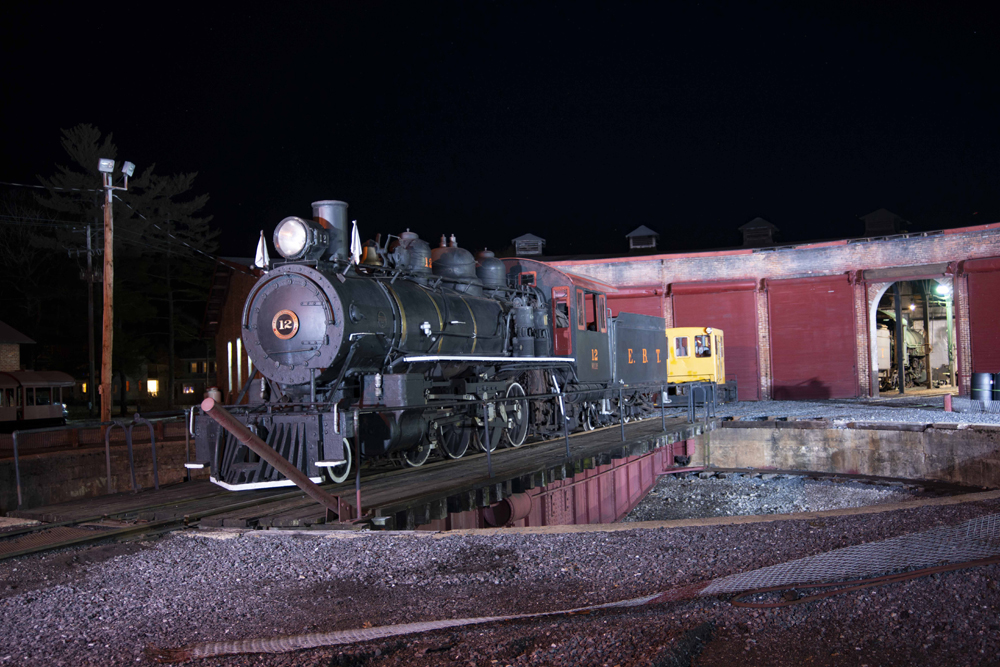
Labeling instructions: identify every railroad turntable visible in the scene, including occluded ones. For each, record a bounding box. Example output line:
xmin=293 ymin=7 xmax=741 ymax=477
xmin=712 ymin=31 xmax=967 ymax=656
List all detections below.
xmin=3 ymin=396 xmax=1000 ymax=666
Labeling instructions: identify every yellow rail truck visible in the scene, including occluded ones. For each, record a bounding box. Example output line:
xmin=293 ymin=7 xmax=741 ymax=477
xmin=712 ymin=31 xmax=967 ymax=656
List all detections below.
xmin=666 ymin=327 xmax=736 ymax=400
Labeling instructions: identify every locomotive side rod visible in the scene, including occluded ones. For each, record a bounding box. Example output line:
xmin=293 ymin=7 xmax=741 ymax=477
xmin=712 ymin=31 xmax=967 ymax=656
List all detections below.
xmin=200 ymin=398 xmax=344 ymax=515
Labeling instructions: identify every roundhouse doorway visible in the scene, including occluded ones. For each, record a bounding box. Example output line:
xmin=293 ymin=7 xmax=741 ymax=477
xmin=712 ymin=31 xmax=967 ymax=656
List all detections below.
xmin=869 ymin=279 xmax=956 ymax=395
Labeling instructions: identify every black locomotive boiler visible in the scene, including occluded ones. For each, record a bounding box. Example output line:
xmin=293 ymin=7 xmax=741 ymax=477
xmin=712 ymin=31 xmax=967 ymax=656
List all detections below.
xmin=193 ymin=199 xmax=734 ymax=491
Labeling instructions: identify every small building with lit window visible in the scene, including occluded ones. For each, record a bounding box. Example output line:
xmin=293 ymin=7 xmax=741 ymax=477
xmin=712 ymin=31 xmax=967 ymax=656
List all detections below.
xmin=0 ymin=320 xmax=34 ymax=372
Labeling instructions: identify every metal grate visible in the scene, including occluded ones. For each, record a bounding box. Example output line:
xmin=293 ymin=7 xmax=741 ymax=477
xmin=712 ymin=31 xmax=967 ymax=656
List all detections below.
xmin=952 ymin=397 xmax=1000 ymax=414
xmin=701 ymin=513 xmax=1000 ymax=595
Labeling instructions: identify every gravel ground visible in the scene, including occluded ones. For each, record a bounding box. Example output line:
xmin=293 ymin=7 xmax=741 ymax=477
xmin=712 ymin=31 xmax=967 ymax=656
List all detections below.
xmin=710 ymin=394 xmax=1000 ymax=425
xmin=2 ymin=495 xmax=1000 ymax=666
xmin=624 ymin=473 xmax=927 ymax=523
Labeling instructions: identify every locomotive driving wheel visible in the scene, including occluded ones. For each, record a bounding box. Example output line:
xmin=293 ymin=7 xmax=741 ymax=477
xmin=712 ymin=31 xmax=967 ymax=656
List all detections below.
xmin=402 ymin=440 xmax=433 ymax=467
xmin=502 ymin=381 xmax=529 ymax=448
xmin=438 ymin=421 xmax=471 ymax=459
xmin=472 ymin=405 xmax=504 ymax=452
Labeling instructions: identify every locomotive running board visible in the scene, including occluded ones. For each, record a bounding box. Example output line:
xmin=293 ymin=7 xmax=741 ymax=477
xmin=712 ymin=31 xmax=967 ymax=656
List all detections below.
xmin=401 ymin=355 xmax=575 ymax=363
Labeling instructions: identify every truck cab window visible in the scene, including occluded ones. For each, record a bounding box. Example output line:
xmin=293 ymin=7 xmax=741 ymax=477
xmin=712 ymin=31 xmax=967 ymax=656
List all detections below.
xmin=695 ymin=335 xmax=711 ymax=357
xmin=675 ymin=337 xmax=689 ymax=358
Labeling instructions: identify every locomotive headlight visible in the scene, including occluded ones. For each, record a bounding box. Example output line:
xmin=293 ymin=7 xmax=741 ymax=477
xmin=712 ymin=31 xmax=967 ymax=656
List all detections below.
xmin=273 ymin=216 xmax=329 ymax=260
xmin=275 ymin=217 xmax=308 ymax=257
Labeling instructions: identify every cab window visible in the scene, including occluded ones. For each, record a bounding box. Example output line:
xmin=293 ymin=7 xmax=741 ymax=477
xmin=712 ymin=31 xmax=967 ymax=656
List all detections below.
xmin=552 ymin=287 xmax=572 ymax=355
xmin=576 ymin=289 xmax=587 ymax=330
xmin=715 ymin=335 xmax=723 ymax=358
xmin=597 ymin=294 xmax=607 ymax=333
xmin=694 ymin=335 xmax=711 ymax=358
xmin=674 ymin=337 xmax=689 ymax=358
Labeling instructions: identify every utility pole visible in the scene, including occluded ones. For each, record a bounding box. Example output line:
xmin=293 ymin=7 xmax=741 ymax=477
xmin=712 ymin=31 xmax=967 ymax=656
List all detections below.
xmin=86 ymin=225 xmax=97 ymax=416
xmin=893 ymin=282 xmax=905 ymax=394
xmin=97 ymin=158 xmax=134 ymax=424
xmin=69 ymin=226 xmax=101 ymax=416
xmin=100 ymin=169 xmax=114 ymax=423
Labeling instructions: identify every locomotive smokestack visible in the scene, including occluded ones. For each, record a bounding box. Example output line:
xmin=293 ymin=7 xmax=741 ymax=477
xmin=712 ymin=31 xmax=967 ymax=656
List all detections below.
xmin=311 ymin=200 xmax=349 ymax=261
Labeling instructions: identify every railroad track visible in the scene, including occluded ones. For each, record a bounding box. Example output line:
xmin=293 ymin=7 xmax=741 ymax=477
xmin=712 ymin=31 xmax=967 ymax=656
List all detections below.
xmin=0 ymin=485 xmax=331 ymax=562
xmin=0 ymin=411 xmax=696 ymax=560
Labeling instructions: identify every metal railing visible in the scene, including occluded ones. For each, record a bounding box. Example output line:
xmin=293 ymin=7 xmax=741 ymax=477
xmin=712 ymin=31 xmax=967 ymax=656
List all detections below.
xmin=687 ymin=382 xmax=718 ymax=423
xmin=9 ymin=411 xmax=183 ymax=509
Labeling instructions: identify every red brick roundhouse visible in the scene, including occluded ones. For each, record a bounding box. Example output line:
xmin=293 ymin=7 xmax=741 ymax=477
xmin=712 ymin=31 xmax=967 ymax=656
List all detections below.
xmin=553 ymin=221 xmax=1000 ymax=400
xmin=207 ymin=219 xmax=1000 ymax=402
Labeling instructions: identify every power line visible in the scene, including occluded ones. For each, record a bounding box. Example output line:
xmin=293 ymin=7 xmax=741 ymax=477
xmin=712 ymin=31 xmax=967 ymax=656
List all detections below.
xmin=112 ymin=194 xmax=256 ymax=276
xmin=1 ymin=180 xmax=259 ymax=277
xmin=0 ymin=216 xmax=88 ymax=230
xmin=0 ymin=180 xmax=103 ymax=193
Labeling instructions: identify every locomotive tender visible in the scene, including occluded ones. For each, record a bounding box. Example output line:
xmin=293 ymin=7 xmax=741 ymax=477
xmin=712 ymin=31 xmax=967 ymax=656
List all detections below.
xmin=194 ymin=200 xmax=735 ymax=490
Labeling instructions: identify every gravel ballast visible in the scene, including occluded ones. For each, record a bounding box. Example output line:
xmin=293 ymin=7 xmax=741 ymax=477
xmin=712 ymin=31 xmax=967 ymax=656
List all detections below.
xmin=713 ymin=394 xmax=999 ymax=425
xmin=2 ymin=494 xmax=1000 ymax=666
xmin=624 ymin=474 xmax=927 ymax=523
xmin=3 ymin=391 xmax=998 ymax=665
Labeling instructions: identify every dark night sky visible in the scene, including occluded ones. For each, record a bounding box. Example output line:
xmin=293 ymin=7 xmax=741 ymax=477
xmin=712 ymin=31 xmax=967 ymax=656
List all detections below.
xmin=3 ymin=2 xmax=999 ymax=257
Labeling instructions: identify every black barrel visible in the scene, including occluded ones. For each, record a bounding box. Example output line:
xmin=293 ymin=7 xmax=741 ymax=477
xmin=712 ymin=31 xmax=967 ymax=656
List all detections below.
xmin=993 ymin=373 xmax=1000 ymax=401
xmin=971 ymin=372 xmax=993 ymax=401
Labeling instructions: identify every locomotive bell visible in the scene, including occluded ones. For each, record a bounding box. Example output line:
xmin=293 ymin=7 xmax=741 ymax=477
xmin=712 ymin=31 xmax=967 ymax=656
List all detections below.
xmin=360 ymin=240 xmax=383 ymax=266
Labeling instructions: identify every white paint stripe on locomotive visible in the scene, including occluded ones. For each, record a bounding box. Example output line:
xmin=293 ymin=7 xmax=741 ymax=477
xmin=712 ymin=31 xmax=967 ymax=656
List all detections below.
xmin=401 ymin=355 xmax=575 ymax=363
xmin=209 ymin=476 xmax=323 ymax=491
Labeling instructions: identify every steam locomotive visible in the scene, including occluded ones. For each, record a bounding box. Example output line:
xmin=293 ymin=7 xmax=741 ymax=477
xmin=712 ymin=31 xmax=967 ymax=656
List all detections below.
xmin=193 ymin=200 xmax=735 ymax=490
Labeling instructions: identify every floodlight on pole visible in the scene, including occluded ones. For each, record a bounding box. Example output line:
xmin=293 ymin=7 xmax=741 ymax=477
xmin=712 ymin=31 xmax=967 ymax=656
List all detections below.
xmin=97 ymin=156 xmax=135 ymax=424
